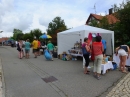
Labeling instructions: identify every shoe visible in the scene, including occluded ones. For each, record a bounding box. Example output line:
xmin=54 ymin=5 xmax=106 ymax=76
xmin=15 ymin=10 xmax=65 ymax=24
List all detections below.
xmin=122 ymin=71 xmax=128 ymax=74
xmin=34 ymin=56 xmax=37 ymax=58
xmin=97 ymin=76 xmax=101 ymax=80
xmin=86 ymin=72 xmax=90 ymax=74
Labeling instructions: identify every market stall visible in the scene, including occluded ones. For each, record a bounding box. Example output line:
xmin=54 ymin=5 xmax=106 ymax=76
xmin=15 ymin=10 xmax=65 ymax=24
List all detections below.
xmin=57 ymin=25 xmax=114 ymax=67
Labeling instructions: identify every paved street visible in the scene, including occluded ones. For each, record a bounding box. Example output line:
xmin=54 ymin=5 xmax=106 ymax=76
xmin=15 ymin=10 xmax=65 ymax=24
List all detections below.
xmin=0 ymin=46 xmax=126 ymax=97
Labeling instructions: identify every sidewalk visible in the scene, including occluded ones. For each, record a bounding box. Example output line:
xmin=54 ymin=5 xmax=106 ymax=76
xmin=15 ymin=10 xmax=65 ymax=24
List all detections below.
xmin=106 ymin=72 xmax=130 ymax=97
xmin=0 ymin=58 xmax=3 ymax=97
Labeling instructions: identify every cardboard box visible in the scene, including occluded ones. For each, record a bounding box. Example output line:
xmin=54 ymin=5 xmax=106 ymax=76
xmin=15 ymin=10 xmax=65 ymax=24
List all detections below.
xmin=59 ymin=54 xmax=62 ymax=59
xmin=66 ymin=54 xmax=72 ymax=60
xmin=108 ymin=57 xmax=113 ymax=61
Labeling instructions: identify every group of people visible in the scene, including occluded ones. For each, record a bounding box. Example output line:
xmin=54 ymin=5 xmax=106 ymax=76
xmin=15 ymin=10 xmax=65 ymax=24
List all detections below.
xmin=82 ymin=36 xmax=104 ymax=80
xmin=16 ymin=36 xmax=129 ymax=79
xmin=82 ymin=35 xmax=129 ymax=80
xmin=16 ymin=38 xmax=55 ymax=60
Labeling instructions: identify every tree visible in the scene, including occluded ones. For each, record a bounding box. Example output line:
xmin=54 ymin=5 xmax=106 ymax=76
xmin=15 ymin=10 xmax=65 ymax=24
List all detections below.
xmin=13 ymin=29 xmax=24 ymax=40
xmin=99 ymin=17 xmax=109 ymax=29
xmin=30 ymin=29 xmax=42 ymax=39
xmin=89 ymin=19 xmax=99 ymax=27
xmin=23 ymin=33 xmax=33 ymax=42
xmin=46 ymin=16 xmax=67 ymax=45
xmin=112 ymin=0 xmax=130 ymax=45
xmin=47 ymin=16 xmax=67 ymax=35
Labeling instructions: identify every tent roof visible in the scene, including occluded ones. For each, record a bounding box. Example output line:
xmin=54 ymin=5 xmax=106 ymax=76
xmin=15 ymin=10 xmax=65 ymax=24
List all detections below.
xmin=58 ymin=25 xmax=113 ymax=34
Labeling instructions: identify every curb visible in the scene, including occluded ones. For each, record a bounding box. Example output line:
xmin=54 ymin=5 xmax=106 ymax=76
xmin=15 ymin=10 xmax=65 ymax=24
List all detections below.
xmin=0 ymin=58 xmax=5 ymax=97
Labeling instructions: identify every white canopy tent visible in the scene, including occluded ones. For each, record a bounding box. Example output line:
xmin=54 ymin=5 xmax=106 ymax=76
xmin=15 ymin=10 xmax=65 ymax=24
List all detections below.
xmin=58 ymin=25 xmax=114 ymax=56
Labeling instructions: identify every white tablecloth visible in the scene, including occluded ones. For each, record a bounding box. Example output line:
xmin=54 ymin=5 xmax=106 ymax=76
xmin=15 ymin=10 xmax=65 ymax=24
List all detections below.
xmin=113 ymin=54 xmax=130 ymax=66
xmin=70 ymin=53 xmax=83 ymax=57
xmin=101 ymin=61 xmax=113 ymax=74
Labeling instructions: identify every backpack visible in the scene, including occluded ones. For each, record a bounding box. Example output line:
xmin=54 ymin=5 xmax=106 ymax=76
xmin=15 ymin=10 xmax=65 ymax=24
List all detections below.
xmin=17 ymin=43 xmax=21 ymax=51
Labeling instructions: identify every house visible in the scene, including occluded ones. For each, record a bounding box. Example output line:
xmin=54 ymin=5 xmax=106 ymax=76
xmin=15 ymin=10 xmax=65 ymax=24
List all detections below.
xmin=0 ymin=37 xmax=9 ymax=45
xmin=0 ymin=37 xmax=9 ymax=43
xmin=86 ymin=8 xmax=119 ymax=25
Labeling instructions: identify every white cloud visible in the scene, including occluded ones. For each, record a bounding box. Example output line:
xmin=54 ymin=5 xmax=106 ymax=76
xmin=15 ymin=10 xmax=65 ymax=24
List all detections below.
xmin=0 ymin=0 xmax=124 ymax=38
xmin=0 ymin=0 xmax=14 ymax=15
xmin=1 ymin=12 xmax=33 ymax=32
xmin=30 ymin=14 xmax=47 ymax=33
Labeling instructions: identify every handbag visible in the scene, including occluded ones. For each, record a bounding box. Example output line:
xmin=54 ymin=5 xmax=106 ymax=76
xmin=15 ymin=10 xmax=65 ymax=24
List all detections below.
xmin=82 ymin=44 xmax=90 ymax=55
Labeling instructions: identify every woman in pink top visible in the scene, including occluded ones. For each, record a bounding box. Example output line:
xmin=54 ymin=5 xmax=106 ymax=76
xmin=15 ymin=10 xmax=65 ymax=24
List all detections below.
xmin=92 ymin=36 xmax=104 ymax=80
xmin=82 ymin=38 xmax=91 ymax=74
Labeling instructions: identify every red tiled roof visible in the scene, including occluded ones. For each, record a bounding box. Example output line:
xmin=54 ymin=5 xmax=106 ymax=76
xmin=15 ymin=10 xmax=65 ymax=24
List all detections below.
xmin=91 ymin=14 xmax=103 ymax=20
xmin=86 ymin=13 xmax=119 ymax=25
xmin=0 ymin=37 xmax=9 ymax=42
xmin=106 ymin=14 xmax=119 ymax=24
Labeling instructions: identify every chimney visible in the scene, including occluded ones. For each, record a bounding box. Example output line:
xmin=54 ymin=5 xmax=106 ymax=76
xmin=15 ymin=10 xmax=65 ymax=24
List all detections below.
xmin=109 ymin=8 xmax=113 ymax=15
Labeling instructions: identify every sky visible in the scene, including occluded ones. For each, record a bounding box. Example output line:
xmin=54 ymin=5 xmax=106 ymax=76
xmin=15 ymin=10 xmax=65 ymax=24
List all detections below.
xmin=0 ymin=0 xmax=124 ymax=37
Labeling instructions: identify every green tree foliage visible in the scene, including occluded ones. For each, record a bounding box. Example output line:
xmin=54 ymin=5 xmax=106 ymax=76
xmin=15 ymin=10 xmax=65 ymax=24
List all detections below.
xmin=46 ymin=16 xmax=67 ymax=45
xmin=13 ymin=29 xmax=24 ymax=40
xmin=99 ymin=17 xmax=109 ymax=29
xmin=46 ymin=16 xmax=67 ymax=35
xmin=23 ymin=33 xmax=33 ymax=42
xmin=30 ymin=29 xmax=42 ymax=39
xmin=89 ymin=19 xmax=99 ymax=27
xmin=112 ymin=0 xmax=130 ymax=45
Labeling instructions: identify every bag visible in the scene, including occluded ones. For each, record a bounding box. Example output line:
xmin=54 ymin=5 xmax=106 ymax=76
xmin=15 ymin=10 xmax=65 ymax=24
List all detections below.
xmin=17 ymin=43 xmax=21 ymax=51
xmin=44 ymin=49 xmax=52 ymax=60
xmin=82 ymin=44 xmax=90 ymax=55
xmin=53 ymin=52 xmax=57 ymax=58
xmin=62 ymin=54 xmax=67 ymax=61
xmin=112 ymin=62 xmax=117 ymax=70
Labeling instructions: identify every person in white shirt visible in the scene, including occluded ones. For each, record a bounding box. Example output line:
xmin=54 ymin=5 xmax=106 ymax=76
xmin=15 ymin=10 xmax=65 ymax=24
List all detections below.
xmin=116 ymin=44 xmax=129 ymax=73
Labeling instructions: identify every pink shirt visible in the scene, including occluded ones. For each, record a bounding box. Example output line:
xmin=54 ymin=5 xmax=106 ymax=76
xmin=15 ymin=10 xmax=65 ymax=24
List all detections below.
xmin=82 ymin=42 xmax=90 ymax=52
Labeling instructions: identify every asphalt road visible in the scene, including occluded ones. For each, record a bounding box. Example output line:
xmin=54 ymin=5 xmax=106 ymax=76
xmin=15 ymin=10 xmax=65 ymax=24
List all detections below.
xmin=0 ymin=46 xmax=125 ymax=97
